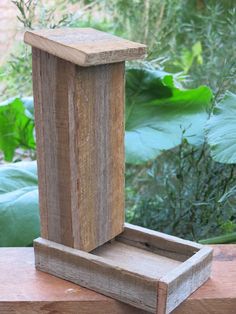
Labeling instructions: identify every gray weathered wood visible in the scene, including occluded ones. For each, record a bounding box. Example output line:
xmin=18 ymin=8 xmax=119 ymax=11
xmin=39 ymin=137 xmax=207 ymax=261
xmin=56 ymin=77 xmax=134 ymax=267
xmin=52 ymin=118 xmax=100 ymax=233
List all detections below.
xmin=157 ymin=246 xmax=212 ymax=314
xmin=34 ymin=238 xmax=158 ymax=313
xmin=34 ymin=224 xmax=213 ymax=313
xmin=25 ymin=28 xmax=146 ymax=66
xmin=32 ymin=47 xmax=125 ymax=252
xmin=26 ymin=28 xmax=212 ymax=313
xmin=117 ymin=223 xmax=202 ymax=262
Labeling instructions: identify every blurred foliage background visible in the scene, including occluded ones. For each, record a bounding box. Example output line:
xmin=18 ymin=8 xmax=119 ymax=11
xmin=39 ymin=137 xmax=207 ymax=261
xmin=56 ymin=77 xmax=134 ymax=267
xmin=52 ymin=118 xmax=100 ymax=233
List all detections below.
xmin=0 ymin=0 xmax=236 ymax=246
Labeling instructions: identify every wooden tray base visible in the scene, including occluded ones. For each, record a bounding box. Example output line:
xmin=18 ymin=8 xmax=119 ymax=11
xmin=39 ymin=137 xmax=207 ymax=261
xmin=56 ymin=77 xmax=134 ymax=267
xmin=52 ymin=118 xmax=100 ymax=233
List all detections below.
xmin=34 ymin=224 xmax=213 ymax=314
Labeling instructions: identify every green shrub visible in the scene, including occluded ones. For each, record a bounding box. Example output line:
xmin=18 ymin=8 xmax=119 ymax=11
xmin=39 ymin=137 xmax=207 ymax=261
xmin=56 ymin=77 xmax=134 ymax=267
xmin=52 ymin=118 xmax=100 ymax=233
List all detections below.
xmin=126 ymin=142 xmax=236 ymax=242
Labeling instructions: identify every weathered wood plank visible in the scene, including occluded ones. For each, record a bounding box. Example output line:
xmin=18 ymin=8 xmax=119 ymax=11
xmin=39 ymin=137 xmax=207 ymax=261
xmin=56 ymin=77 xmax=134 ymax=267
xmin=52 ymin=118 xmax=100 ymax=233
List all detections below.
xmin=25 ymin=28 xmax=146 ymax=66
xmin=92 ymin=241 xmax=182 ymax=279
xmin=158 ymin=246 xmax=213 ymax=314
xmin=32 ymin=48 xmax=125 ymax=252
xmin=73 ymin=62 xmax=125 ymax=251
xmin=34 ymin=226 xmax=212 ymax=314
xmin=0 ymin=246 xmax=233 ymax=314
xmin=117 ymin=223 xmax=202 ymax=261
xmin=32 ymin=48 xmax=75 ymax=245
xmin=34 ymin=237 xmax=158 ymax=313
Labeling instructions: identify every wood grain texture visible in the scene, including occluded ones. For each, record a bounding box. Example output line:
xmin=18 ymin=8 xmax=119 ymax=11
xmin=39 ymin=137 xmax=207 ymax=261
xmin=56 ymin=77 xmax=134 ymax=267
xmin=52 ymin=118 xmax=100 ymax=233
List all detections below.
xmin=34 ymin=224 xmax=212 ymax=313
xmin=32 ymin=47 xmax=125 ymax=252
xmin=173 ymin=244 xmax=236 ymax=314
xmin=92 ymin=241 xmax=181 ymax=279
xmin=158 ymin=246 xmax=213 ymax=314
xmin=117 ymin=223 xmax=202 ymax=262
xmin=24 ymin=28 xmax=146 ymax=66
xmin=116 ymin=225 xmax=213 ymax=313
xmin=34 ymin=237 xmax=158 ymax=313
xmin=0 ymin=246 xmax=235 ymax=314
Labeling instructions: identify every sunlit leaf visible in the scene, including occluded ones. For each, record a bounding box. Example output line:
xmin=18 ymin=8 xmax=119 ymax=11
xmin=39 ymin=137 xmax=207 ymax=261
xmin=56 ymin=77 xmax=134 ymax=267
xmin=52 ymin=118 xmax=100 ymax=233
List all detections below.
xmin=0 ymin=98 xmax=35 ymax=161
xmin=125 ymin=68 xmax=212 ymax=164
xmin=206 ymin=91 xmax=236 ymax=163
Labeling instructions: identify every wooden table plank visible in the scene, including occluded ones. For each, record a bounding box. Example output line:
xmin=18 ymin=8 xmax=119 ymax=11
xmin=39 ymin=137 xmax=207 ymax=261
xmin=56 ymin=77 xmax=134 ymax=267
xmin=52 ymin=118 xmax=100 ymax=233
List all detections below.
xmin=0 ymin=245 xmax=235 ymax=313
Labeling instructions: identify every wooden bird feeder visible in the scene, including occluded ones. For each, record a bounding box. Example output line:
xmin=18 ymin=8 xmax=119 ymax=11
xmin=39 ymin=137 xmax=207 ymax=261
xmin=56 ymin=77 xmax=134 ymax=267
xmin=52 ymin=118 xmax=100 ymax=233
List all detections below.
xmin=24 ymin=28 xmax=213 ymax=314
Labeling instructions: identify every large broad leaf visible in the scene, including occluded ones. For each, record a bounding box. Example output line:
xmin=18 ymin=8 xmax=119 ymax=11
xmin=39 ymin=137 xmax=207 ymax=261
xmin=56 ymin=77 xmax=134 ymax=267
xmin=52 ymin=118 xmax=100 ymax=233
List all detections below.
xmin=0 ymin=97 xmax=35 ymax=161
xmin=125 ymin=68 xmax=212 ymax=164
xmin=0 ymin=161 xmax=37 ymax=194
xmin=206 ymin=92 xmax=236 ymax=164
xmin=0 ymin=161 xmax=39 ymax=246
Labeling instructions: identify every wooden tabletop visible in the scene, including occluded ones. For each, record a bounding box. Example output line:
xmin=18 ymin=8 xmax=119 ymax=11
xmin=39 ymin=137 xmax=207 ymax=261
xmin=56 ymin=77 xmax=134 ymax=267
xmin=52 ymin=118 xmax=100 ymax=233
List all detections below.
xmin=0 ymin=245 xmax=235 ymax=314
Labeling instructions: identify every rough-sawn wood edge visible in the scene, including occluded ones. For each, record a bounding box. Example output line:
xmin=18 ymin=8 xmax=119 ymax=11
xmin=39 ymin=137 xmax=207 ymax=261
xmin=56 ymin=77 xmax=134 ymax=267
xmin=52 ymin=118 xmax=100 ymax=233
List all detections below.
xmin=24 ymin=28 xmax=147 ymax=66
xmin=34 ymin=223 xmax=213 ymax=314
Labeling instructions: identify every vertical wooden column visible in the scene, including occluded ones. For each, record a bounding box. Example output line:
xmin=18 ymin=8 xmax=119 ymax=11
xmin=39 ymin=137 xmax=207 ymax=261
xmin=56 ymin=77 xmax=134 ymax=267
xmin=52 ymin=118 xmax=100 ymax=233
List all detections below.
xmin=25 ymin=28 xmax=146 ymax=252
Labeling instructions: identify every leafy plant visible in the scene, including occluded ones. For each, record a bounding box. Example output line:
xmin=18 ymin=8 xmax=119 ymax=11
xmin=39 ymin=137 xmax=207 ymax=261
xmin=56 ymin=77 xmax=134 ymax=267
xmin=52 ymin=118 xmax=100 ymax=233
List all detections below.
xmin=102 ymin=1 xmax=236 ymax=95
xmin=0 ymin=161 xmax=39 ymax=246
xmin=126 ymin=141 xmax=236 ymax=242
xmin=0 ymin=43 xmax=33 ymax=99
xmin=12 ymin=0 xmax=36 ymax=29
xmin=125 ymin=67 xmax=212 ymax=164
xmin=0 ymin=97 xmax=35 ymax=161
xmin=206 ymin=91 xmax=236 ymax=164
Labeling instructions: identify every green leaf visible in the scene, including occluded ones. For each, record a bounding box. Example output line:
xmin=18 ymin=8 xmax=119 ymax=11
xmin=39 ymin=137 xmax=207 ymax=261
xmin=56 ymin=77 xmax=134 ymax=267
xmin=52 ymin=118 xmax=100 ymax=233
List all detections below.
xmin=173 ymin=41 xmax=203 ymax=73
xmin=192 ymin=41 xmax=203 ymax=65
xmin=0 ymin=161 xmax=39 ymax=246
xmin=181 ymin=49 xmax=194 ymax=73
xmin=192 ymin=41 xmax=202 ymax=57
xmin=199 ymin=232 xmax=236 ymax=244
xmin=206 ymin=91 xmax=236 ymax=164
xmin=0 ymin=98 xmax=35 ymax=161
xmin=0 ymin=161 xmax=38 ymax=194
xmin=125 ymin=68 xmax=212 ymax=164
